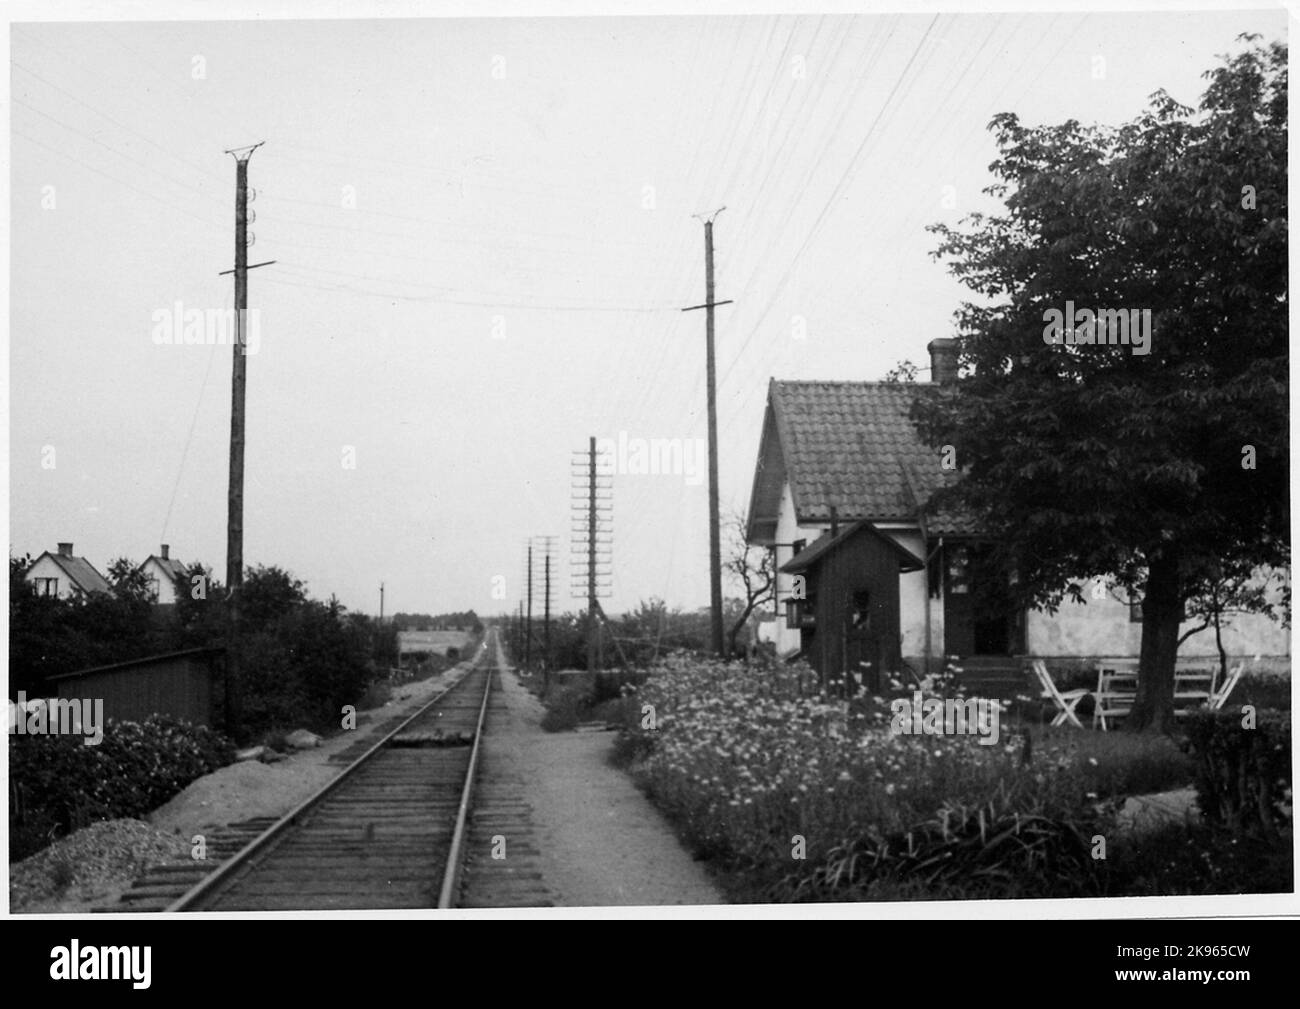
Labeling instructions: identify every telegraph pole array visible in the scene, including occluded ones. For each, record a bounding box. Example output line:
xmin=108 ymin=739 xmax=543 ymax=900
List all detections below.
xmin=521 ymin=535 xmax=557 ymax=684
xmin=571 ymin=438 xmax=612 ymax=672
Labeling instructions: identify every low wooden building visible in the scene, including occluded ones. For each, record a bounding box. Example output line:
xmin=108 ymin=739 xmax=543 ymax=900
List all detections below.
xmin=48 ymin=647 xmax=225 ymax=727
xmin=780 ymin=521 xmax=924 ymax=693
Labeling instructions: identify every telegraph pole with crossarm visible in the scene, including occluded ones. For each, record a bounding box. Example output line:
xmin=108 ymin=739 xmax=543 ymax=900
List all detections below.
xmin=219 ymin=142 xmax=275 ymax=735
xmin=682 ymin=208 xmax=733 ymax=657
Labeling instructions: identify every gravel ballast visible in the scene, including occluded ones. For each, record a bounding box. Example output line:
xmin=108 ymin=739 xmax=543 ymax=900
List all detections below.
xmin=9 ymin=818 xmax=191 ymax=914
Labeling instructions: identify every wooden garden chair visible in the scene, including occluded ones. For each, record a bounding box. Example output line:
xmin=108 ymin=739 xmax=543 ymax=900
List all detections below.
xmin=1174 ymin=662 xmax=1245 ymax=718
xmin=1030 ymin=659 xmax=1088 ymax=728
xmin=1174 ymin=666 xmax=1216 ymax=706
xmin=1093 ymin=661 xmax=1138 ymax=731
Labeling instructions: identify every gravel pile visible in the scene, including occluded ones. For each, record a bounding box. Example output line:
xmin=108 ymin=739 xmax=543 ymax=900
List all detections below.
xmin=10 ymin=818 xmax=190 ymax=914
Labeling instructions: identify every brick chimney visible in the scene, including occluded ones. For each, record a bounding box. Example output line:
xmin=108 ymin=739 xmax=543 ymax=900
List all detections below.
xmin=927 ymin=338 xmax=959 ymax=384
xmin=57 ymin=542 xmax=73 ymax=558
xmin=160 ymin=544 xmax=170 ymax=560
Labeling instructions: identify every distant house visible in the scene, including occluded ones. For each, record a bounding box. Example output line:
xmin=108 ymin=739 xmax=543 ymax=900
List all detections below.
xmin=23 ymin=542 xmax=112 ymax=599
xmin=138 ymin=544 xmax=187 ymax=604
xmin=746 ymin=339 xmax=1288 ymax=692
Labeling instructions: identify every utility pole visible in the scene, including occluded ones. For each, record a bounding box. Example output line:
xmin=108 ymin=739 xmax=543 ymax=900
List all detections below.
xmin=683 ymin=209 xmax=733 ymax=656
xmin=543 ymin=550 xmax=551 ymax=689
xmin=525 ymin=540 xmax=533 ymax=673
xmin=379 ymin=581 xmax=385 ymax=623
xmin=587 ymin=437 xmax=598 ymax=673
xmin=219 ymin=142 xmax=274 ymax=736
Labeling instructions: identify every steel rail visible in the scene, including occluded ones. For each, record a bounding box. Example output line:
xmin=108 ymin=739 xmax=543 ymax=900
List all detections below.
xmin=166 ymin=633 xmax=495 ymax=912
xmin=436 ymin=635 xmax=496 ymax=908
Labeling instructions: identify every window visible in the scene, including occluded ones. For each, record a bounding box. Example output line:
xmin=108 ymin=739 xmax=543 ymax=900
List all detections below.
xmin=146 ymin=575 xmax=161 ymax=601
xmin=946 ymin=546 xmax=970 ymax=595
xmin=1128 ymin=593 xmax=1143 ymax=623
xmin=32 ymin=577 xmax=58 ymax=597
xmin=851 ymin=589 xmax=872 ymax=631
xmin=792 ymin=538 xmax=806 ymax=556
xmin=784 ymin=596 xmax=817 ymax=630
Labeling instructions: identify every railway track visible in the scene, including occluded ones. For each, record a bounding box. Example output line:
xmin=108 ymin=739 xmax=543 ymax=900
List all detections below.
xmin=161 ymin=629 xmax=513 ymax=912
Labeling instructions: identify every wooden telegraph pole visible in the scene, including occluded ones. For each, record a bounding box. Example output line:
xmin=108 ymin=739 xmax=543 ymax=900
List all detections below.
xmin=587 ymin=437 xmax=599 ymax=673
xmin=683 ymin=209 xmax=733 ymax=656
xmin=525 ymin=540 xmax=533 ymax=672
xmin=220 ymin=142 xmax=274 ymax=736
xmin=543 ymin=549 xmax=551 ymax=688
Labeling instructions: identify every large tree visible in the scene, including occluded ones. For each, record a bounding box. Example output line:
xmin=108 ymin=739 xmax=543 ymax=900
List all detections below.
xmin=916 ymin=37 xmax=1287 ymax=731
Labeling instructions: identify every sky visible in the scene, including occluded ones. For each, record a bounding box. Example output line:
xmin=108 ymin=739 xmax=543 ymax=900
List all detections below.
xmin=6 ymin=2 xmax=1288 ymax=619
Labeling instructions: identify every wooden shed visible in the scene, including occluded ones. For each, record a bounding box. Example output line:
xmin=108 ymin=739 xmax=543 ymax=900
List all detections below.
xmin=780 ymin=522 xmax=924 ymax=693
xmin=47 ymin=648 xmax=225 ymax=727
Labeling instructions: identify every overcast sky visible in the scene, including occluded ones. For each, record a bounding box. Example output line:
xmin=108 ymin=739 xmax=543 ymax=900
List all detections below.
xmin=7 ymin=2 xmax=1286 ymax=619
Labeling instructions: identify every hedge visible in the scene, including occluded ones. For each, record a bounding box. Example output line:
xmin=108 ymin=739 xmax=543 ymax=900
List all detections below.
xmin=9 ymin=714 xmax=236 ymax=861
xmin=1181 ymin=708 xmax=1291 ymax=836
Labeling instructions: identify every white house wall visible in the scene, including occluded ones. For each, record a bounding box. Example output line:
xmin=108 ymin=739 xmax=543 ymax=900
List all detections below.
xmin=771 ymin=480 xmax=829 ymax=658
xmin=23 ymin=555 xmax=75 ymax=599
xmin=1027 ymin=588 xmax=1290 ymax=659
xmin=878 ymin=526 xmax=943 ymax=672
xmin=142 ymin=558 xmax=180 ymax=604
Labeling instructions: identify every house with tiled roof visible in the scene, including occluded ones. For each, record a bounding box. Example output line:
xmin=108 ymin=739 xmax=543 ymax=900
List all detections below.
xmin=138 ymin=544 xmax=187 ymax=605
xmin=23 ymin=542 xmax=112 ymax=599
xmin=745 ymin=339 xmax=1288 ymax=692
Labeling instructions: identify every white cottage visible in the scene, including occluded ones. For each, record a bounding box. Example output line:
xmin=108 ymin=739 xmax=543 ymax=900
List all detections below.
xmin=23 ymin=542 xmax=112 ymax=599
xmin=138 ymin=544 xmax=188 ymax=604
xmin=746 ymin=340 xmax=1288 ymax=691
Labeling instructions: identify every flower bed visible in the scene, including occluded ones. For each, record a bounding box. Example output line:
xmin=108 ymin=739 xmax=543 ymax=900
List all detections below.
xmin=616 ymin=654 xmax=1279 ymax=901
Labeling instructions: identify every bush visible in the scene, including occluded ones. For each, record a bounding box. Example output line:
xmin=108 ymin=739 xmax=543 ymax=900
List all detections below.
xmin=1105 ymin=820 xmax=1292 ymax=896
xmin=540 ymin=683 xmax=592 ymax=733
xmin=1182 ymin=709 xmax=1291 ymax=836
xmin=786 ymin=795 xmax=1107 ymax=902
xmin=357 ymin=681 xmax=392 ymax=711
xmin=9 ymin=714 xmax=236 ymax=861
xmin=593 ymin=669 xmax=650 ymax=704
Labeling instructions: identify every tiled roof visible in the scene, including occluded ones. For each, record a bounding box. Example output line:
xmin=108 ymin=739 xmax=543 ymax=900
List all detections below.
xmin=144 ymin=555 xmax=187 ymax=582
xmin=45 ymin=553 xmax=113 ymax=594
xmin=765 ymin=380 xmax=983 ymax=537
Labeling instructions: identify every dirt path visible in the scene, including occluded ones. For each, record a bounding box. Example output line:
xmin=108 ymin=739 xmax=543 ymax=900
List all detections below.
xmin=483 ymin=667 xmax=723 ymax=907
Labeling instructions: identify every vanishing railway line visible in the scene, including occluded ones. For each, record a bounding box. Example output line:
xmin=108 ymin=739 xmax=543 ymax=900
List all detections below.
xmin=151 ymin=626 xmax=546 ymax=912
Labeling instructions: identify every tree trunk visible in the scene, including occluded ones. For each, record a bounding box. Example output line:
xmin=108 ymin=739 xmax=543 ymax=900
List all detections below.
xmin=1213 ymin=607 xmax=1227 ymax=687
xmin=1127 ymin=549 xmax=1181 ymax=733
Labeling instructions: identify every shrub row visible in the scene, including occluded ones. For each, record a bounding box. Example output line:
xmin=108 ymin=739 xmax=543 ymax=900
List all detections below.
xmin=1182 ymin=708 xmax=1291 ymax=836
xmin=9 ymin=714 xmax=236 ymax=861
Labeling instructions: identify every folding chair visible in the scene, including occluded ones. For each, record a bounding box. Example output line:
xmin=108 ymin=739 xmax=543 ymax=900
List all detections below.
xmin=1173 ymin=663 xmax=1244 ymax=718
xmin=1205 ymin=663 xmax=1245 ymax=711
xmin=1093 ymin=661 xmax=1138 ymax=731
xmin=1030 ymin=659 xmax=1088 ymax=728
